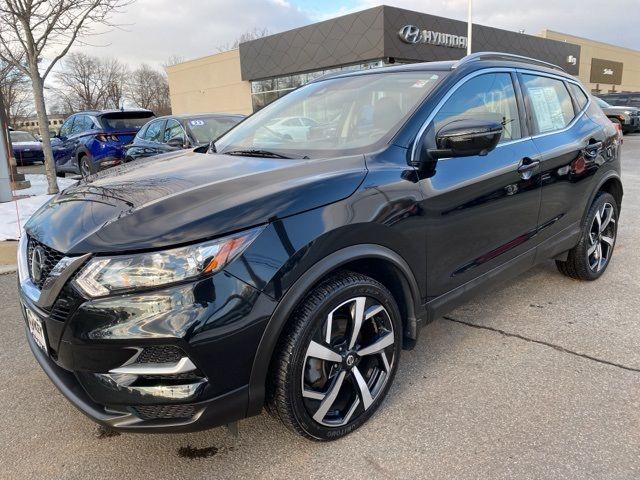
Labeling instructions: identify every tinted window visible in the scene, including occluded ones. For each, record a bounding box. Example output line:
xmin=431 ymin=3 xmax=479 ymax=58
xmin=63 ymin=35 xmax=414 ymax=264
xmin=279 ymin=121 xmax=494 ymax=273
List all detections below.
xmin=145 ymin=120 xmax=164 ymax=142
xmin=163 ymin=119 xmax=185 ymax=143
xmin=567 ymin=82 xmax=589 ymax=110
xmin=72 ymin=115 xmax=94 ymax=134
xmin=522 ymin=74 xmax=575 ymax=134
xmin=187 ymin=116 xmax=242 ymax=144
xmin=59 ymin=118 xmax=73 ymax=137
xmin=433 ymin=73 xmax=521 ymax=142
xmin=100 ymin=113 xmax=154 ymax=130
xmin=69 ymin=116 xmax=87 ymax=135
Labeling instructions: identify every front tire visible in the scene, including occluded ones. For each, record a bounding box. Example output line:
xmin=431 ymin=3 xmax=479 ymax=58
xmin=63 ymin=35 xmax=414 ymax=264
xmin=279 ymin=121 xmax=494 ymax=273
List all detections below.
xmin=267 ymin=272 xmax=402 ymax=441
xmin=556 ymin=192 xmax=618 ymax=280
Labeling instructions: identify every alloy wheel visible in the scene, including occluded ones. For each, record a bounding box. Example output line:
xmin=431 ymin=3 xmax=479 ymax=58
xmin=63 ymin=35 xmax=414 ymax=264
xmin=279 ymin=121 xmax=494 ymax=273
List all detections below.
xmin=587 ymin=202 xmax=616 ymax=272
xmin=80 ymin=159 xmax=92 ymax=179
xmin=301 ymin=296 xmax=395 ymax=428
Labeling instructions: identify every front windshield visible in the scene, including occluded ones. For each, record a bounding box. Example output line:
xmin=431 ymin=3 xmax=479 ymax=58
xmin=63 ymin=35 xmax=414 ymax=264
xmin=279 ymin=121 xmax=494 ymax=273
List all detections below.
xmin=188 ymin=116 xmax=243 ymax=144
xmin=10 ymin=131 xmax=37 ymax=143
xmin=215 ymin=70 xmax=445 ymax=157
xmin=596 ymin=97 xmax=611 ymax=108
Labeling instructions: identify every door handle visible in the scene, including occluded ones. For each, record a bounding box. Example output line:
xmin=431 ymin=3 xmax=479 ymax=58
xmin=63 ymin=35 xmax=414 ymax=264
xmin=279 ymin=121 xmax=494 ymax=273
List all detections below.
xmin=517 ymin=158 xmax=540 ymax=179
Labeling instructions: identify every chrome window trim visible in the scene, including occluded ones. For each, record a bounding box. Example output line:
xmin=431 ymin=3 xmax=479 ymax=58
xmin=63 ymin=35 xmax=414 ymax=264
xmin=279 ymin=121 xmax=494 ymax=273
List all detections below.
xmin=410 ymin=67 xmax=590 ymax=164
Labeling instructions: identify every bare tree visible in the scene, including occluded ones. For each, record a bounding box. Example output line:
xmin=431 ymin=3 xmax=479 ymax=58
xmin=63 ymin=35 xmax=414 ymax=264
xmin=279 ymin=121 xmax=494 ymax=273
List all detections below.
xmin=217 ymin=27 xmax=270 ymax=53
xmin=55 ymin=52 xmax=127 ymax=111
xmin=0 ymin=59 xmax=31 ymax=125
xmin=127 ymin=64 xmax=171 ymax=116
xmin=0 ymin=0 xmax=131 ymax=194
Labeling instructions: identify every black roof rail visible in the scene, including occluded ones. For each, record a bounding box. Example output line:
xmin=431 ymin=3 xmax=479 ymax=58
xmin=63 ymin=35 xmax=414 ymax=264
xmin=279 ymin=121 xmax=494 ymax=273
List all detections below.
xmin=453 ymin=51 xmax=566 ymax=72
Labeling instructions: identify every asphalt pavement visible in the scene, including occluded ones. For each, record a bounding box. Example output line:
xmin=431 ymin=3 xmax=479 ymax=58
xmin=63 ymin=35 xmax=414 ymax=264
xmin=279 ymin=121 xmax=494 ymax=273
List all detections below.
xmin=1 ymin=136 xmax=639 ymax=480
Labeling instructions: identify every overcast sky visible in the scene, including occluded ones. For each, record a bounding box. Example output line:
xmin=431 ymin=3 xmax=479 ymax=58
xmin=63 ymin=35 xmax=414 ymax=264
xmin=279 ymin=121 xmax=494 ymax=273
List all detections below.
xmin=62 ymin=0 xmax=640 ymax=69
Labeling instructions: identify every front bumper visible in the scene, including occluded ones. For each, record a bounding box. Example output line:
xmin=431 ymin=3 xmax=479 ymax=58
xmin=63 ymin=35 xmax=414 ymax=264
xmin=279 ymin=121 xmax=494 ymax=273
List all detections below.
xmin=19 ymin=241 xmax=277 ymax=432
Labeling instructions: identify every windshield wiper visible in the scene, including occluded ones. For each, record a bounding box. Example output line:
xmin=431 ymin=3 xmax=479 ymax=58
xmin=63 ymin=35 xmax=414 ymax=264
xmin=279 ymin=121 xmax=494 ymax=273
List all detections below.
xmin=224 ymin=149 xmax=291 ymax=159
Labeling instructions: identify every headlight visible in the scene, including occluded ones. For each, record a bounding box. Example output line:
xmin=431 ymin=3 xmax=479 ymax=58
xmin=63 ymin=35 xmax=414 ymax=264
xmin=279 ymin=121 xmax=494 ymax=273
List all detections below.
xmin=73 ymin=226 xmax=263 ymax=297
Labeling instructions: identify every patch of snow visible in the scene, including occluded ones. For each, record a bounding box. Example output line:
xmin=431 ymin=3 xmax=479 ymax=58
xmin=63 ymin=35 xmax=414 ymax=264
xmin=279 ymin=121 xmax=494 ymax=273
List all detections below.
xmin=0 ymin=175 xmax=77 ymax=241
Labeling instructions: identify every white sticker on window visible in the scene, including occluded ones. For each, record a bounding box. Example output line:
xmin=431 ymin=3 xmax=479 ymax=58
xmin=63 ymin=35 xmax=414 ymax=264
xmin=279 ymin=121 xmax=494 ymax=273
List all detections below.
xmin=529 ymin=86 xmax=566 ymax=132
xmin=190 ymin=120 xmax=205 ymax=126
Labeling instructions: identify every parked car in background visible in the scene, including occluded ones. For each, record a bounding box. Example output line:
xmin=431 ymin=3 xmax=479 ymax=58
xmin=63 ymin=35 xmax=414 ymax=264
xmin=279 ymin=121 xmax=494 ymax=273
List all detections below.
xmin=9 ymin=130 xmax=44 ymax=165
xmin=263 ymin=116 xmax=319 ymax=141
xmin=598 ymin=92 xmax=640 ymax=109
xmin=52 ymin=109 xmax=155 ymax=178
xmin=124 ymin=113 xmax=244 ymax=161
xmin=594 ymin=97 xmax=640 ymax=133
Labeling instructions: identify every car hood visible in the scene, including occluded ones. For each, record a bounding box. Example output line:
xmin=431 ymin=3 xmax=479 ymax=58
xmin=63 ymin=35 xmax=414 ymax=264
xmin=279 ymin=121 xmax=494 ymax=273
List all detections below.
xmin=25 ymin=149 xmax=367 ymax=254
xmin=13 ymin=141 xmax=42 ymax=150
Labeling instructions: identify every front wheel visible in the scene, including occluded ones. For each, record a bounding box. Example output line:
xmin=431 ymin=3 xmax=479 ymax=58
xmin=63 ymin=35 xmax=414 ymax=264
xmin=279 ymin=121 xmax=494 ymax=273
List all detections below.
xmin=267 ymin=272 xmax=402 ymax=441
xmin=556 ymin=192 xmax=618 ymax=280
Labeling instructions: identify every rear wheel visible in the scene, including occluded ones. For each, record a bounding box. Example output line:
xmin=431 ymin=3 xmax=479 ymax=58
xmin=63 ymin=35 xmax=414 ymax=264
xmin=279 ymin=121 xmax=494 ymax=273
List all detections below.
xmin=79 ymin=155 xmax=94 ymax=179
xmin=556 ymin=192 xmax=618 ymax=280
xmin=267 ymin=272 xmax=401 ymax=441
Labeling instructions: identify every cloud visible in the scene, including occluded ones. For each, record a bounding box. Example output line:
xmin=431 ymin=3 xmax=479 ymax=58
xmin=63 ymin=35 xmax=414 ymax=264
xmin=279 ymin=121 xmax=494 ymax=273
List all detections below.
xmin=59 ymin=0 xmax=313 ymax=68
xmin=331 ymin=0 xmax=640 ymax=50
xmin=43 ymin=0 xmax=639 ymax=71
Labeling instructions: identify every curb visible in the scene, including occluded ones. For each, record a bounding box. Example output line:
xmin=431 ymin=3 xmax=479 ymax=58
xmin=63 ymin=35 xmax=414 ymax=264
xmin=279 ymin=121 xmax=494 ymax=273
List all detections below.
xmin=0 ymin=265 xmax=17 ymax=275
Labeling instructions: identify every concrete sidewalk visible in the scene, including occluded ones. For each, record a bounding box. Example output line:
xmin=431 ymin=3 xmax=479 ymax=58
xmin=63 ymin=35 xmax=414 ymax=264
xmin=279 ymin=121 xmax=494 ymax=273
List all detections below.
xmin=0 ymin=241 xmax=17 ymax=273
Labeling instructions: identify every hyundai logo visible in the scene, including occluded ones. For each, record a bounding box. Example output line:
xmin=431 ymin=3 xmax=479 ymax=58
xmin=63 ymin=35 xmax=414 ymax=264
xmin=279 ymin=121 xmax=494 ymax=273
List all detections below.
xmin=30 ymin=246 xmax=45 ymax=283
xmin=398 ymin=24 xmax=467 ymax=49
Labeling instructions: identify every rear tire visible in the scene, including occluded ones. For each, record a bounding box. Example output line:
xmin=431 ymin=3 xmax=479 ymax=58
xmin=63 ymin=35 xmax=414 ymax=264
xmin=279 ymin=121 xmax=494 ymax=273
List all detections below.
xmin=79 ymin=155 xmax=94 ymax=179
xmin=556 ymin=192 xmax=618 ymax=281
xmin=267 ymin=271 xmax=402 ymax=441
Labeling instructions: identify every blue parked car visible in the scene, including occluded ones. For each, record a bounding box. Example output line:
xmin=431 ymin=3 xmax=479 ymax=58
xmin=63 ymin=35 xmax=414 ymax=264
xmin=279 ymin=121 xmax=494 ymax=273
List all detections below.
xmin=52 ymin=109 xmax=154 ymax=178
xmin=10 ymin=130 xmax=44 ymax=165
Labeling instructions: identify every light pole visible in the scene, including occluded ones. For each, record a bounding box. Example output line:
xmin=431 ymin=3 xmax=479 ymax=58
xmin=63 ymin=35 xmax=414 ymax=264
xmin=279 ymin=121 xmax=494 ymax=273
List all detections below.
xmin=467 ymin=0 xmax=473 ymax=56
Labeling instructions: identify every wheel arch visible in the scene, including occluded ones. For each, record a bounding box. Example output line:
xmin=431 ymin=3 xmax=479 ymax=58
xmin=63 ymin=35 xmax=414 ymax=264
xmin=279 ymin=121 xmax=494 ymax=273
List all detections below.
xmin=246 ymin=244 xmax=422 ymax=416
xmin=584 ymin=173 xmax=623 ymax=223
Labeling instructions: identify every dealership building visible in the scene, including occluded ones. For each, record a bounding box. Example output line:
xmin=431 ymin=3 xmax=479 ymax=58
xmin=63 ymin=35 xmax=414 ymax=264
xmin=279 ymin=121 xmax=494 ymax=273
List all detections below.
xmin=167 ymin=5 xmax=640 ymax=115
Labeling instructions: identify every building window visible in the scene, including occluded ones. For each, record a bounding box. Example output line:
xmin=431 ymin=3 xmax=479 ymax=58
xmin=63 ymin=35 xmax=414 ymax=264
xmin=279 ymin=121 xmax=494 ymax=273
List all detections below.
xmin=250 ymin=59 xmax=396 ymax=111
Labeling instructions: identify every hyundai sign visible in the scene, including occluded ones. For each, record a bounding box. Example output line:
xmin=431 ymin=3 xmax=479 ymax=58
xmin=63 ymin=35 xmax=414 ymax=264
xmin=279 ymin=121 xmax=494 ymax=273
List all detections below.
xmin=398 ymin=25 xmax=467 ymax=49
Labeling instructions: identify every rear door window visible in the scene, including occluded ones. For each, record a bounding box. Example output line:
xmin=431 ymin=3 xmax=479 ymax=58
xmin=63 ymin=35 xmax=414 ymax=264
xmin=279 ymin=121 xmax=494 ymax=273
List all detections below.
xmin=163 ymin=119 xmax=186 ymax=143
xmin=145 ymin=120 xmax=165 ymax=142
xmin=521 ymin=74 xmax=575 ymax=134
xmin=59 ymin=117 xmax=74 ymax=137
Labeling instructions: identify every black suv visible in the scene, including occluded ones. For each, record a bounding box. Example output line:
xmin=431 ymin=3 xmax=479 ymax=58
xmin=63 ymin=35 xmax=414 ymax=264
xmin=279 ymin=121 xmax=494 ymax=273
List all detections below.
xmin=19 ymin=53 xmax=622 ymax=441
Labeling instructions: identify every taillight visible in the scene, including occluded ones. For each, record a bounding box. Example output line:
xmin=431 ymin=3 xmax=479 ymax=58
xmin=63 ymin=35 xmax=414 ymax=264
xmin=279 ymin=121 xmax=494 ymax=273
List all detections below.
xmin=96 ymin=134 xmax=119 ymax=142
xmin=613 ymin=122 xmax=623 ymax=143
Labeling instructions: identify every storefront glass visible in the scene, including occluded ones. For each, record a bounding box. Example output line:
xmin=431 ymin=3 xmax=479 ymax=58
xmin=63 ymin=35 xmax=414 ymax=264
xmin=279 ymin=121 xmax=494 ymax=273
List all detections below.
xmin=250 ymin=60 xmax=400 ymax=111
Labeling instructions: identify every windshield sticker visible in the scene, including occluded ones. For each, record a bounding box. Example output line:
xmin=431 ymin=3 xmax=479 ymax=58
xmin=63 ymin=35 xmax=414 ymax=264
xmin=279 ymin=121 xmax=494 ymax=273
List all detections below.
xmin=190 ymin=120 xmax=205 ymax=126
xmin=412 ymin=79 xmax=429 ymax=88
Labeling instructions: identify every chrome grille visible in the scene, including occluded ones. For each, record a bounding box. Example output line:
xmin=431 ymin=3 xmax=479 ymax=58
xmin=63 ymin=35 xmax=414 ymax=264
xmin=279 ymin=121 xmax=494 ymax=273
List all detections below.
xmin=27 ymin=237 xmax=64 ymax=289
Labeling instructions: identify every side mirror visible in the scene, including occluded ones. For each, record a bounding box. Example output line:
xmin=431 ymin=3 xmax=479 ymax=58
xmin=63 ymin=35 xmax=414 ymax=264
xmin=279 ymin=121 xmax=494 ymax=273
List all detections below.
xmin=428 ymin=119 xmax=503 ymax=160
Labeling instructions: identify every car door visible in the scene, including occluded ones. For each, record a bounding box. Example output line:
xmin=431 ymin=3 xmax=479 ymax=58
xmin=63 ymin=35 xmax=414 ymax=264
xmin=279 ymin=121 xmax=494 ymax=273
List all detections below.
xmin=52 ymin=116 xmax=76 ymax=170
xmin=418 ymin=71 xmax=543 ymax=299
xmin=518 ymin=72 xmax=615 ymax=261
